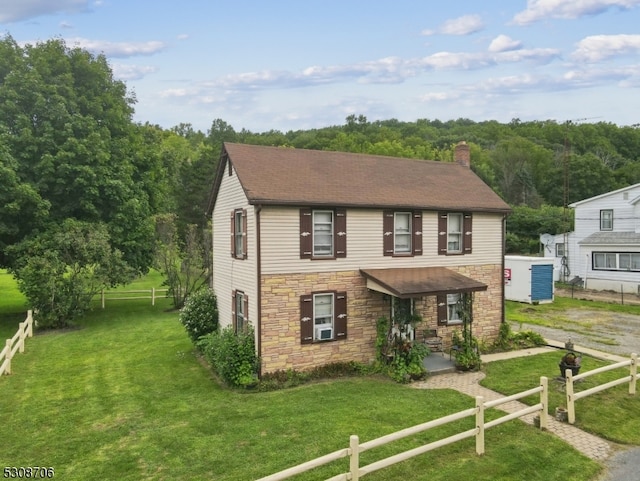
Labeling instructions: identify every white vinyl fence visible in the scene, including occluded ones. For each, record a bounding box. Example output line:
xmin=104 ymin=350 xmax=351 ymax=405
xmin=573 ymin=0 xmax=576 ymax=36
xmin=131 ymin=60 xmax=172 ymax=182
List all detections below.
xmin=565 ymin=352 xmax=638 ymax=424
xmin=256 ymin=377 xmax=550 ymax=481
xmin=0 ymin=310 xmax=33 ymax=376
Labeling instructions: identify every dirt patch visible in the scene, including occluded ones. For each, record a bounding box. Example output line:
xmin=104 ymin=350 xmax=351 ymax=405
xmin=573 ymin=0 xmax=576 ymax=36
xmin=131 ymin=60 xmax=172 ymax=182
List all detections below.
xmin=514 ymin=288 xmax=640 ymax=357
xmin=555 ymin=287 xmax=640 ymax=306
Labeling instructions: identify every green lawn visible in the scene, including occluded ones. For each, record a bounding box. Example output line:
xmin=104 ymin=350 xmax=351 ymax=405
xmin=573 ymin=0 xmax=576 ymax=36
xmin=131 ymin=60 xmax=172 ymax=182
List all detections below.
xmin=482 ymin=351 xmax=640 ymax=445
xmin=0 ymin=274 xmax=604 ymax=480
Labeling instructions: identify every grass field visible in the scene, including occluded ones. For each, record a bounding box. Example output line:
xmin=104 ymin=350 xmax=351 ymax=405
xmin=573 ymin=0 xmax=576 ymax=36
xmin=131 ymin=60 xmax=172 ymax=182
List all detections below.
xmin=482 ymin=352 xmax=640 ymax=445
xmin=0 ymin=273 xmax=606 ymax=480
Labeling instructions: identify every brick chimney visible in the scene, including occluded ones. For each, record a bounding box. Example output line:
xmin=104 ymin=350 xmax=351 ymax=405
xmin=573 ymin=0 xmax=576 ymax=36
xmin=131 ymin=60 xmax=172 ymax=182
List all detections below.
xmin=454 ymin=141 xmax=470 ymax=168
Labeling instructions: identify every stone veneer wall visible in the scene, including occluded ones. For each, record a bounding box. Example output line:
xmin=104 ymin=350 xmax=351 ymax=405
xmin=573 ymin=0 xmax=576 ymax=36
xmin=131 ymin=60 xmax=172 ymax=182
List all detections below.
xmin=259 ymin=264 xmax=503 ymax=373
xmin=260 ymin=271 xmax=384 ymax=373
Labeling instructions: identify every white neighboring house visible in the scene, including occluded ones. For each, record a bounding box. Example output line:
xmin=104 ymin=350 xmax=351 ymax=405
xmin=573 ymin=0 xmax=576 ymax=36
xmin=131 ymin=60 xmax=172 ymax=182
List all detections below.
xmin=545 ymin=183 xmax=640 ymax=293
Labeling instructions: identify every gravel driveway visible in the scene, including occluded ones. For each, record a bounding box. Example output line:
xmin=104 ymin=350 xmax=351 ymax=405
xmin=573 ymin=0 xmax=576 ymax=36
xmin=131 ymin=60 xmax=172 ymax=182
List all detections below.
xmin=514 ymin=287 xmax=640 ymax=357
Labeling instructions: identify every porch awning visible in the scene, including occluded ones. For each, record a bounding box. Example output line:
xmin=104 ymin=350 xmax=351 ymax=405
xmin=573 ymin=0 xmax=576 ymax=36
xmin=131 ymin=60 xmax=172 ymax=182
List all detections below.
xmin=360 ymin=267 xmax=487 ymax=299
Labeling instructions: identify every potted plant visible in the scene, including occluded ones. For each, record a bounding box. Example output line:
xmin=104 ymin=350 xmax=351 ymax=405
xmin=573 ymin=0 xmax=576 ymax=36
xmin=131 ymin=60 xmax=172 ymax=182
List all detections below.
xmin=559 ymin=351 xmax=581 ymax=377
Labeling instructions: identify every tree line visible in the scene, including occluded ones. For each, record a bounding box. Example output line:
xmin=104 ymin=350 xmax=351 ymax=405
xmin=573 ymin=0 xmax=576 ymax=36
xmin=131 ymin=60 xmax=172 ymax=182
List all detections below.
xmin=1 ymin=36 xmax=638 ymax=326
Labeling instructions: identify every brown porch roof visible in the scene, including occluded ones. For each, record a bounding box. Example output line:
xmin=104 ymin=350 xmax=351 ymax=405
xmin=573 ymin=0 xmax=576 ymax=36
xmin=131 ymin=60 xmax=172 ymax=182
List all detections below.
xmin=360 ymin=267 xmax=487 ymax=299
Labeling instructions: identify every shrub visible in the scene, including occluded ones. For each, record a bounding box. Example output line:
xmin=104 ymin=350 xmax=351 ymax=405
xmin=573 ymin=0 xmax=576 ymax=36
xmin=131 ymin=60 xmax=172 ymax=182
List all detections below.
xmin=179 ymin=288 xmax=218 ymax=342
xmin=199 ymin=326 xmax=259 ymax=388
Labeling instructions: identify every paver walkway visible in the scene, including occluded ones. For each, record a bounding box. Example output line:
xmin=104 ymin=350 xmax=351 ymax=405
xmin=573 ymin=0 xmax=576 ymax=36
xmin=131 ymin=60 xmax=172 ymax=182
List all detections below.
xmin=412 ymin=343 xmax=630 ymax=461
xmin=412 ymin=370 xmax=612 ymax=460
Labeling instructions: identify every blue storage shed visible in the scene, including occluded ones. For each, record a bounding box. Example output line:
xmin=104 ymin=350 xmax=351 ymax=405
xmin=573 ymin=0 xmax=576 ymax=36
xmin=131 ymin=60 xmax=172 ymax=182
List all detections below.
xmin=504 ymin=256 xmax=555 ymax=304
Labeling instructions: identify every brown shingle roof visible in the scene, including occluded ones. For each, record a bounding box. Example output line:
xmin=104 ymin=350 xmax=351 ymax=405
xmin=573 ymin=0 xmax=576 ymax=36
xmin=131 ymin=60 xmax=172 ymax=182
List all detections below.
xmin=210 ymin=143 xmax=511 ymax=213
xmin=360 ymin=267 xmax=488 ymax=298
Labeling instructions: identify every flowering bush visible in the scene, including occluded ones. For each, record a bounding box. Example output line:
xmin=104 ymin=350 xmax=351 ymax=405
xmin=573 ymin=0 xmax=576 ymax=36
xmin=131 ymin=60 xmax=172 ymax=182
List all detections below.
xmin=179 ymin=288 xmax=218 ymax=342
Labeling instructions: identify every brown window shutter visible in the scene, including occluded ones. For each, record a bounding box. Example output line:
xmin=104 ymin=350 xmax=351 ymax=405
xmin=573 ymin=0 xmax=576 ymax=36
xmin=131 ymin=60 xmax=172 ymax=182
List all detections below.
xmin=383 ymin=210 xmax=394 ymax=256
xmin=300 ymin=294 xmax=313 ymax=344
xmin=463 ymin=213 xmax=473 ymax=254
xmin=230 ymin=210 xmax=236 ymax=258
xmin=335 ymin=208 xmax=347 ymax=258
xmin=334 ymin=291 xmax=347 ymax=339
xmin=437 ymin=294 xmax=448 ymax=325
xmin=437 ymin=212 xmax=447 ymax=255
xmin=300 ymin=208 xmax=312 ymax=259
xmin=412 ymin=211 xmax=423 ymax=256
xmin=231 ymin=290 xmax=237 ymax=331
xmin=242 ymin=209 xmax=248 ymax=259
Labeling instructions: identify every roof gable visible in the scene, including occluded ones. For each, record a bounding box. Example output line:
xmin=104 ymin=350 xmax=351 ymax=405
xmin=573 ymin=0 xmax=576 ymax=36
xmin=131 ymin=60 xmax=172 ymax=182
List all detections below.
xmin=209 ymin=143 xmax=511 ymax=214
xmin=569 ymin=182 xmax=640 ymax=208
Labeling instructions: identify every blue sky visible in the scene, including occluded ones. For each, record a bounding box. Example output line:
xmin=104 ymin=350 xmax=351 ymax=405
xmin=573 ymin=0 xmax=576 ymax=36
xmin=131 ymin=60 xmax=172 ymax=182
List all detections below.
xmin=1 ymin=0 xmax=640 ymax=133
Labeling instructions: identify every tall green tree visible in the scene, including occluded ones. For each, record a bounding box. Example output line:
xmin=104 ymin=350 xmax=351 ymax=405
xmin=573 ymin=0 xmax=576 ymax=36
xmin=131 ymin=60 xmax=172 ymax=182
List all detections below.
xmin=0 ymin=35 xmax=155 ymax=273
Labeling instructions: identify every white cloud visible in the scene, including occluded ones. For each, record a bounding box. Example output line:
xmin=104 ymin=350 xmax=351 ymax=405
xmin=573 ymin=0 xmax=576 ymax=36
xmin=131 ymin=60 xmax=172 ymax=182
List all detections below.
xmin=488 ymin=34 xmax=522 ymax=52
xmin=512 ymin=0 xmax=640 ymax=25
xmin=0 ymin=0 xmax=88 ymax=23
xmin=111 ymin=63 xmax=157 ymax=81
xmin=66 ymin=37 xmax=168 ymax=57
xmin=422 ymin=14 xmax=484 ymax=36
xmin=573 ymin=34 xmax=640 ymax=61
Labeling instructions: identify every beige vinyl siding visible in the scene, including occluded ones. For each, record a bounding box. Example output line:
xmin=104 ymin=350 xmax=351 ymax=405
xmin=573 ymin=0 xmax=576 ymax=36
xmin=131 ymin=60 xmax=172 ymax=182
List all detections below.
xmin=260 ymin=207 xmax=504 ymax=275
xmin=212 ymin=163 xmax=258 ymax=330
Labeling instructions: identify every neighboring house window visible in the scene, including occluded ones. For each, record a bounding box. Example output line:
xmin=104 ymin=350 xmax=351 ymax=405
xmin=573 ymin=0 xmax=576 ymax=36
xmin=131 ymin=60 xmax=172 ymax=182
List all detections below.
xmin=556 ymin=243 xmax=565 ymax=257
xmin=300 ymin=291 xmax=347 ymax=344
xmin=438 ymin=212 xmax=472 ymax=255
xmin=230 ymin=208 xmax=247 ymax=259
xmin=437 ymin=293 xmax=469 ymax=325
xmin=231 ymin=290 xmax=248 ymax=333
xmin=593 ymin=252 xmax=640 ymax=271
xmin=383 ymin=210 xmax=422 ymax=256
xmin=300 ymin=208 xmax=346 ymax=259
xmin=600 ymin=210 xmax=613 ymax=231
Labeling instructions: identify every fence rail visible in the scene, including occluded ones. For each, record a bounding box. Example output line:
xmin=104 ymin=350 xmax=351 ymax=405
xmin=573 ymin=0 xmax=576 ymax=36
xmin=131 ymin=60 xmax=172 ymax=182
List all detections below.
xmin=0 ymin=310 xmax=33 ymax=377
xmin=97 ymin=288 xmax=169 ymax=308
xmin=256 ymin=376 xmax=550 ymax=481
xmin=565 ymin=352 xmax=638 ymax=424
xmin=258 ymin=354 xmax=640 ymax=481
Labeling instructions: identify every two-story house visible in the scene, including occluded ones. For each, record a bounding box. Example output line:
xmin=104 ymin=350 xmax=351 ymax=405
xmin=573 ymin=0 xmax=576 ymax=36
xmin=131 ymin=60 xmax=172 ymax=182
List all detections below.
xmin=208 ymin=142 xmax=512 ymax=374
xmin=546 ymin=183 xmax=640 ymax=293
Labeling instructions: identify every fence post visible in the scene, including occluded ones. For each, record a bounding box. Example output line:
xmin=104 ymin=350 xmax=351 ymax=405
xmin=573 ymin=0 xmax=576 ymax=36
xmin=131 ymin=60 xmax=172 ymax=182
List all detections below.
xmin=475 ymin=396 xmax=485 ymax=455
xmin=566 ymin=369 xmax=575 ymax=424
xmin=101 ymin=289 xmax=105 ymax=309
xmin=18 ymin=321 xmax=26 ymax=353
xmin=630 ymin=353 xmax=638 ymax=395
xmin=349 ymin=435 xmax=359 ymax=481
xmin=26 ymin=310 xmax=33 ymax=337
xmin=5 ymin=339 xmax=11 ymax=375
xmin=539 ymin=376 xmax=548 ymax=429
xmin=152 ymin=287 xmax=156 ymax=306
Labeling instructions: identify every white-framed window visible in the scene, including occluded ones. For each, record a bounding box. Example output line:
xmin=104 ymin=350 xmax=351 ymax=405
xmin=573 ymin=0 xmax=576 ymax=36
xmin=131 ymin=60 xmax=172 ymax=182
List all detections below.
xmin=300 ymin=291 xmax=347 ymax=344
xmin=234 ymin=210 xmax=244 ymax=257
xmin=233 ymin=290 xmax=247 ymax=333
xmin=600 ymin=210 xmax=613 ymax=231
xmin=231 ymin=208 xmax=247 ymax=260
xmin=313 ymin=210 xmax=334 ymax=257
xmin=394 ymin=212 xmax=412 ymax=254
xmin=556 ymin=243 xmax=565 ymax=257
xmin=447 ymin=293 xmax=462 ymax=323
xmin=593 ymin=252 xmax=640 ymax=271
xmin=447 ymin=213 xmax=463 ymax=253
xmin=314 ymin=293 xmax=334 ymax=340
